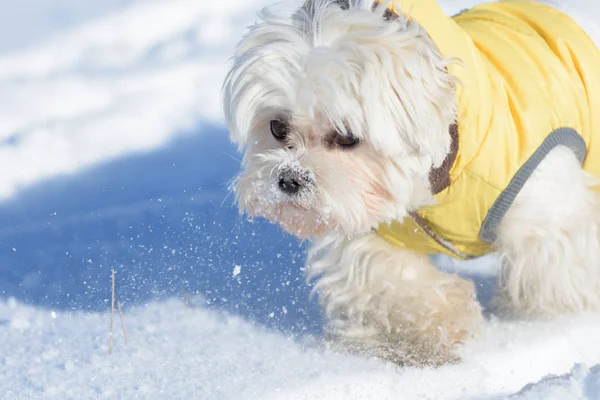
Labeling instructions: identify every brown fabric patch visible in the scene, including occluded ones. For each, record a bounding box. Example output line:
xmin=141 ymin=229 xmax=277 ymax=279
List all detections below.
xmin=304 ymin=1 xmax=400 ymax=21
xmin=382 ymin=7 xmax=400 ymax=21
xmin=429 ymin=123 xmax=458 ymax=195
xmin=370 ymin=1 xmax=400 ymax=20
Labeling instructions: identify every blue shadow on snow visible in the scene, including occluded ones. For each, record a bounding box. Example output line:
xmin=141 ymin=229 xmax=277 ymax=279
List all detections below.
xmin=0 ymin=124 xmax=322 ymax=336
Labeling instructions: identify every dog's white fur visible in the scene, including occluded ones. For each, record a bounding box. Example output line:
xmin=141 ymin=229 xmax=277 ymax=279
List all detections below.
xmin=223 ymin=0 xmax=600 ymax=366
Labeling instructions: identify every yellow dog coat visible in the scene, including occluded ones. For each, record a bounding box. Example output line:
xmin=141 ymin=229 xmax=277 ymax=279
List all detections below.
xmin=372 ymin=0 xmax=600 ymax=259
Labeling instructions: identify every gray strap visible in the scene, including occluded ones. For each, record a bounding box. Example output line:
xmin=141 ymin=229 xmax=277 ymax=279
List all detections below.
xmin=479 ymin=127 xmax=587 ymax=244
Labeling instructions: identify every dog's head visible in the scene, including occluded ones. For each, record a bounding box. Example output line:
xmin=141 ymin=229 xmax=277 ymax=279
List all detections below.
xmin=222 ymin=0 xmax=457 ymax=239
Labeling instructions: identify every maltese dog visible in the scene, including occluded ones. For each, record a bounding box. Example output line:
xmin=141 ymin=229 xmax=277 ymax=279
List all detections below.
xmin=222 ymin=0 xmax=600 ymax=366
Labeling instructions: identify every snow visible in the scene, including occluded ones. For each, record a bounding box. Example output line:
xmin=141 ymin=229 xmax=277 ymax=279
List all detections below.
xmin=2 ymin=296 xmax=600 ymax=399
xmin=0 ymin=0 xmax=600 ymax=398
xmin=0 ymin=0 xmax=271 ymax=199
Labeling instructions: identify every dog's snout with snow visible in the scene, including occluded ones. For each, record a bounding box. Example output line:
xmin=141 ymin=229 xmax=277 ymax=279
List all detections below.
xmin=277 ymin=163 xmax=313 ymax=195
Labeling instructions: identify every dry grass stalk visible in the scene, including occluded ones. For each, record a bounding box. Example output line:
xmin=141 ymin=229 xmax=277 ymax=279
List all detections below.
xmin=184 ymin=290 xmax=190 ymax=308
xmin=117 ymin=300 xmax=128 ymax=344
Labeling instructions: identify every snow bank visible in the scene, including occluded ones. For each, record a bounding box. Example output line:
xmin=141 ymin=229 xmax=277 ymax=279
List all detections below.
xmin=0 ymin=0 xmax=272 ymax=200
xmin=0 ymin=0 xmax=158 ymax=54
xmin=1 ymin=297 xmax=600 ymax=400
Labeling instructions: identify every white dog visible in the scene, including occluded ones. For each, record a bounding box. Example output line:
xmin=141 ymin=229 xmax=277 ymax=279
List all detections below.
xmin=222 ymin=0 xmax=600 ymax=366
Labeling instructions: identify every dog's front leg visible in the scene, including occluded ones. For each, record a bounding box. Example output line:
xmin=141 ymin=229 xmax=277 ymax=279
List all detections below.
xmin=494 ymin=146 xmax=600 ymax=315
xmin=307 ymin=232 xmax=483 ymax=366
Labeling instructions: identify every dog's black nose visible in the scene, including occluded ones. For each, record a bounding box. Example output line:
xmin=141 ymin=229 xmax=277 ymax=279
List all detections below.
xmin=278 ymin=164 xmax=314 ymax=195
xmin=278 ymin=176 xmax=301 ymax=194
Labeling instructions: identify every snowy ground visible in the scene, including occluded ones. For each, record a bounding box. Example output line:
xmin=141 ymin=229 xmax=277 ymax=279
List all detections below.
xmin=1 ymin=0 xmax=600 ymax=399
xmin=2 ymin=295 xmax=600 ymax=399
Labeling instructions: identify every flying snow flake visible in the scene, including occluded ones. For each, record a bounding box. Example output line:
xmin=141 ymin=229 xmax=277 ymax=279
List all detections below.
xmin=232 ymin=265 xmax=241 ymax=277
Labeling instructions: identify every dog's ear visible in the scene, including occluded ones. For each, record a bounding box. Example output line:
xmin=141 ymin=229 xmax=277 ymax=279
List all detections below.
xmin=221 ymin=66 xmax=249 ymax=150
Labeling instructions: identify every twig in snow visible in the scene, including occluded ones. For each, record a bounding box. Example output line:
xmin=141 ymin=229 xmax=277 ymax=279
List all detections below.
xmin=184 ymin=290 xmax=190 ymax=308
xmin=117 ymin=300 xmax=128 ymax=345
xmin=109 ymin=268 xmax=115 ymax=355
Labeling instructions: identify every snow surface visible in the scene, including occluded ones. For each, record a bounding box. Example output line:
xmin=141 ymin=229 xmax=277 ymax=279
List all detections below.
xmin=2 ymin=296 xmax=600 ymax=399
xmin=0 ymin=0 xmax=272 ymax=199
xmin=0 ymin=0 xmax=600 ymax=398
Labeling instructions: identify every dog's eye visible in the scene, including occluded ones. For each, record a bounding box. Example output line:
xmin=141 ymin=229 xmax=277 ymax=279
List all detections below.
xmin=270 ymin=120 xmax=288 ymax=140
xmin=335 ymin=133 xmax=360 ymax=148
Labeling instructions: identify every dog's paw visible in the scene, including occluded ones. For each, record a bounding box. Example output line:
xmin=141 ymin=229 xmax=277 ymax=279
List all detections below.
xmin=325 ymin=276 xmax=483 ymax=367
xmin=405 ymin=276 xmax=483 ymax=366
xmin=426 ymin=276 xmax=484 ymax=348
xmin=326 ymin=331 xmax=461 ymax=367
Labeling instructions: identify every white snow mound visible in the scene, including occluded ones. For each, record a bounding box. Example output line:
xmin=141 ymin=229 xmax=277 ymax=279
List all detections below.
xmin=1 ymin=297 xmax=600 ymax=400
xmin=0 ymin=0 xmax=268 ymax=199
